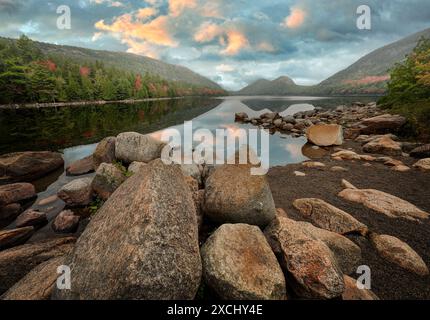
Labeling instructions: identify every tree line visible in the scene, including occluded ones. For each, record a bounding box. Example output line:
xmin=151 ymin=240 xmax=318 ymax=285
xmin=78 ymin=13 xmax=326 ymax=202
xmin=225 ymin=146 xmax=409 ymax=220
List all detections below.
xmin=0 ymin=35 xmax=223 ymax=104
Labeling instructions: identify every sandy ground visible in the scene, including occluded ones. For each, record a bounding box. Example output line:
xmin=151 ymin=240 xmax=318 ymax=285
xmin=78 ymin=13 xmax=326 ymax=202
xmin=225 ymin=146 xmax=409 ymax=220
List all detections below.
xmin=267 ymin=141 xmax=430 ymax=300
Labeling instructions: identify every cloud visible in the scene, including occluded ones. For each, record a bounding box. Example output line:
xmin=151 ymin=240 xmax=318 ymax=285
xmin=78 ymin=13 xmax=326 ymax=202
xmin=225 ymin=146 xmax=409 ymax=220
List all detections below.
xmin=281 ymin=7 xmax=306 ymax=29
xmin=169 ymin=0 xmax=197 ymax=17
xmin=221 ymin=30 xmax=249 ymax=56
xmin=136 ymin=7 xmax=158 ymax=20
xmin=194 ymin=22 xmax=223 ymax=43
xmin=216 ymin=63 xmax=235 ymax=72
xmin=91 ymin=0 xmax=124 ymax=7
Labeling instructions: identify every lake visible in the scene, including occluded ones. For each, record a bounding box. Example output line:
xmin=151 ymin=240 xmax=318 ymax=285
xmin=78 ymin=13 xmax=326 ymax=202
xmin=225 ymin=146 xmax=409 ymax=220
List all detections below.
xmin=0 ymin=95 xmax=377 ymax=168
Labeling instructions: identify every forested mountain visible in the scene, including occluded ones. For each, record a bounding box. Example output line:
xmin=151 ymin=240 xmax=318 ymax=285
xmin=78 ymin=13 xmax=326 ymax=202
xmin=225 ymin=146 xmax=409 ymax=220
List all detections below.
xmin=0 ymin=36 xmax=224 ymax=104
xmin=235 ymin=28 xmax=430 ymax=96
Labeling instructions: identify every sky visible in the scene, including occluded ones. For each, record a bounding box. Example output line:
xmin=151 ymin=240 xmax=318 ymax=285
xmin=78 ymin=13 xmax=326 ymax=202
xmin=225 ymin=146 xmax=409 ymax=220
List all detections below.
xmin=1 ymin=0 xmax=430 ymax=90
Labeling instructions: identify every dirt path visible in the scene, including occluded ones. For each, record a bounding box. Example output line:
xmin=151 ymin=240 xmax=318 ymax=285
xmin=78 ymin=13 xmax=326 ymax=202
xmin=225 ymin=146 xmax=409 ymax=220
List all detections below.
xmin=267 ymin=141 xmax=430 ymax=300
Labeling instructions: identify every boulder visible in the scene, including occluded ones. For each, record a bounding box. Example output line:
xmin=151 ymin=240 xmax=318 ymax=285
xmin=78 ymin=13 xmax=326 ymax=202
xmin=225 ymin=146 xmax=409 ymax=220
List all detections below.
xmin=0 ymin=183 xmax=36 ymax=206
xmin=338 ymin=188 xmax=428 ymax=221
xmin=0 ymin=203 xmax=22 ymax=222
xmin=293 ymin=198 xmax=368 ymax=235
xmin=0 ymin=151 xmax=64 ymax=183
xmin=306 ymin=124 xmax=343 ymax=147
xmin=0 ymin=227 xmax=34 ymax=251
xmin=410 ymin=144 xmax=430 ymax=159
xmin=369 ymin=233 xmax=429 ymax=276
xmin=127 ymin=161 xmax=147 ymax=174
xmin=58 ymin=177 xmax=93 ymax=207
xmin=201 ymin=224 xmax=286 ymax=300
xmin=91 ymin=163 xmax=126 ymax=200
xmin=360 ymin=114 xmax=406 ymax=134
xmin=342 ymin=275 xmax=379 ymax=300
xmin=0 ymin=237 xmax=75 ymax=294
xmin=235 ymin=112 xmax=248 ymax=122
xmin=203 ymin=164 xmax=276 ymax=227
xmin=52 ymin=210 xmax=80 ymax=234
xmin=1 ymin=256 xmax=66 ymax=300
xmin=264 ymin=215 xmax=345 ymax=299
xmin=296 ymin=221 xmax=362 ymax=274
xmin=180 ymin=164 xmax=202 ymax=185
xmin=362 ymin=135 xmax=402 ymax=156
xmin=52 ymin=160 xmax=202 ymax=300
xmin=115 ymin=132 xmax=165 ymax=164
xmin=66 ymin=155 xmax=94 ymax=176
xmin=413 ymin=158 xmax=430 ymax=171
xmin=93 ymin=137 xmax=116 ymax=170
xmin=15 ymin=210 xmax=48 ymax=228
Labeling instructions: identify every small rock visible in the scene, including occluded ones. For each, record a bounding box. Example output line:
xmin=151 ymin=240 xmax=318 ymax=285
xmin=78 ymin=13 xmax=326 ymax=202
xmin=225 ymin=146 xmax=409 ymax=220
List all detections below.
xmin=338 ymin=188 xmax=428 ymax=221
xmin=52 ymin=210 xmax=80 ymax=234
xmin=93 ymin=137 xmax=116 ymax=170
xmin=331 ymin=150 xmax=360 ymax=160
xmin=359 ymin=155 xmax=376 ymax=161
xmin=0 ymin=183 xmax=36 ymax=206
xmin=392 ymin=165 xmax=410 ymax=172
xmin=235 ymin=112 xmax=248 ymax=122
xmin=91 ymin=163 xmax=126 ymax=200
xmin=0 ymin=227 xmax=34 ymax=251
xmin=201 ymin=224 xmax=286 ymax=300
xmin=294 ymin=171 xmax=306 ymax=177
xmin=330 ymin=166 xmax=348 ymax=172
xmin=0 ymin=203 xmax=22 ymax=222
xmin=370 ymin=233 xmax=429 ymax=276
xmin=293 ymin=198 xmax=368 ymax=235
xmin=37 ymin=195 xmax=58 ymax=206
xmin=302 ymin=161 xmax=325 ymax=168
xmin=66 ymin=155 xmax=94 ymax=176
xmin=58 ymin=177 xmax=93 ymax=207
xmin=342 ymin=275 xmax=379 ymax=300
xmin=363 ymin=135 xmax=402 ymax=156
xmin=306 ymin=124 xmax=344 ymax=147
xmin=127 ymin=161 xmax=147 ymax=174
xmin=341 ymin=179 xmax=357 ymax=189
xmin=15 ymin=209 xmax=47 ymax=228
xmin=410 ymin=144 xmax=430 ymax=159
xmin=413 ymin=158 xmax=430 ymax=171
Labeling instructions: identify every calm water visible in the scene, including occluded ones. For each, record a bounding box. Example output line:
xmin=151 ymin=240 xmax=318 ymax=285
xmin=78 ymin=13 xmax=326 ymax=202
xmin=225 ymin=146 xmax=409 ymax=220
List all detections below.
xmin=0 ymin=96 xmax=377 ymax=167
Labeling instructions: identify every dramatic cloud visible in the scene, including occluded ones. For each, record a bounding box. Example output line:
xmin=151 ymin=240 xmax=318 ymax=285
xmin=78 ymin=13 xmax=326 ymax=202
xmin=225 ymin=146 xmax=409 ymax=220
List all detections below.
xmin=1 ymin=0 xmax=430 ymax=90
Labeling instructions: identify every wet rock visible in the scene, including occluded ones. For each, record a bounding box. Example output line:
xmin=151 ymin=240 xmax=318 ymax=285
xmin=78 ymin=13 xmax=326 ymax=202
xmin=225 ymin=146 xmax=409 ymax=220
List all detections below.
xmin=204 ymin=164 xmax=276 ymax=227
xmin=370 ymin=233 xmax=429 ymax=276
xmin=1 ymin=256 xmax=66 ymax=300
xmin=363 ymin=135 xmax=402 ymax=156
xmin=37 ymin=195 xmax=58 ymax=206
xmin=91 ymin=163 xmax=126 ymax=200
xmin=360 ymin=114 xmax=406 ymax=134
xmin=296 ymin=221 xmax=362 ymax=274
xmin=293 ymin=198 xmax=368 ymax=235
xmin=66 ymin=155 xmax=94 ymax=176
xmin=115 ymin=132 xmax=166 ymax=164
xmin=413 ymin=158 xmax=430 ymax=171
xmin=0 ymin=183 xmax=36 ymax=206
xmin=127 ymin=161 xmax=147 ymax=174
xmin=93 ymin=137 xmax=116 ymax=170
xmin=52 ymin=160 xmax=201 ymax=300
xmin=0 ymin=203 xmax=22 ymax=222
xmin=58 ymin=177 xmax=93 ymax=207
xmin=338 ymin=188 xmax=428 ymax=221
xmin=264 ymin=215 xmax=344 ymax=299
xmin=0 ymin=237 xmax=75 ymax=294
xmin=331 ymin=150 xmax=360 ymax=160
xmin=0 ymin=227 xmax=34 ymax=251
xmin=52 ymin=210 xmax=80 ymax=234
xmin=342 ymin=275 xmax=379 ymax=300
xmin=201 ymin=224 xmax=286 ymax=300
xmin=306 ymin=124 xmax=344 ymax=147
xmin=0 ymin=151 xmax=64 ymax=184
xmin=15 ymin=210 xmax=47 ymax=228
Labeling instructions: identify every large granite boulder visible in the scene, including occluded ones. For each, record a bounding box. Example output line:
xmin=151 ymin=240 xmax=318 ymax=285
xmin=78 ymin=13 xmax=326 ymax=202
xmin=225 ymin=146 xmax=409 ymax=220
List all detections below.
xmin=306 ymin=124 xmax=344 ymax=147
xmin=52 ymin=160 xmax=202 ymax=300
xmin=360 ymin=114 xmax=406 ymax=134
xmin=0 ymin=183 xmax=36 ymax=206
xmin=0 ymin=237 xmax=75 ymax=294
xmin=201 ymin=223 xmax=286 ymax=300
xmin=362 ymin=135 xmax=402 ymax=156
xmin=203 ymin=164 xmax=276 ymax=227
xmin=264 ymin=215 xmax=345 ymax=299
xmin=0 ymin=227 xmax=34 ymax=251
xmin=0 ymin=151 xmax=64 ymax=184
xmin=342 ymin=275 xmax=379 ymax=300
xmin=115 ymin=132 xmax=165 ymax=164
xmin=93 ymin=137 xmax=116 ymax=170
xmin=293 ymin=198 xmax=368 ymax=235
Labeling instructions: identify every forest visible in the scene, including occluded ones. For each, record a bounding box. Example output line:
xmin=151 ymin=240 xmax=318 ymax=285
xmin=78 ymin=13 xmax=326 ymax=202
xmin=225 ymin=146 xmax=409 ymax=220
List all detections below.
xmin=0 ymin=35 xmax=224 ymax=104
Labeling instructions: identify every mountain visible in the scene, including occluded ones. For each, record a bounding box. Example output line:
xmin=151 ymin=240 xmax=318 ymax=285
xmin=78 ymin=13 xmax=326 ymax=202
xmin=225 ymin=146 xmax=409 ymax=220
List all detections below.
xmin=235 ymin=27 xmax=430 ymax=96
xmin=236 ymin=76 xmax=310 ymax=95
xmin=0 ymin=37 xmax=223 ymax=91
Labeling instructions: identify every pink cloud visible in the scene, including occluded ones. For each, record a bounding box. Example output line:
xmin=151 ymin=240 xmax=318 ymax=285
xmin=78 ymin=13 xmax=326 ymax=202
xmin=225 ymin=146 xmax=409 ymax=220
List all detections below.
xmin=281 ymin=7 xmax=306 ymax=29
xmin=194 ymin=22 xmax=223 ymax=43
xmin=221 ymin=30 xmax=249 ymax=56
xmin=169 ymin=0 xmax=197 ymax=17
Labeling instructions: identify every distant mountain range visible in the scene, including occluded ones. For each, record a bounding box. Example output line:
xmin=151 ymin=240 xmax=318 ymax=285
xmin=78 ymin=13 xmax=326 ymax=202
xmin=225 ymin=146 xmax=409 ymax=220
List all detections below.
xmin=235 ymin=27 xmax=430 ymax=96
xmin=0 ymin=37 xmax=223 ymax=91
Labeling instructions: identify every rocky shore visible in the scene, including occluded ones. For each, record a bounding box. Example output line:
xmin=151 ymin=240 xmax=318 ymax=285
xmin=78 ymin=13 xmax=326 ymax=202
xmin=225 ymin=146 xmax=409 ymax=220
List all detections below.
xmin=0 ymin=101 xmax=429 ymax=300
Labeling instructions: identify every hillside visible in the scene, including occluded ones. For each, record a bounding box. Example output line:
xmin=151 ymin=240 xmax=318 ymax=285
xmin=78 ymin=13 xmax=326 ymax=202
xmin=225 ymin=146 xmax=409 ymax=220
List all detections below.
xmin=235 ymin=27 xmax=430 ymax=96
xmin=0 ymin=37 xmax=223 ymax=91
